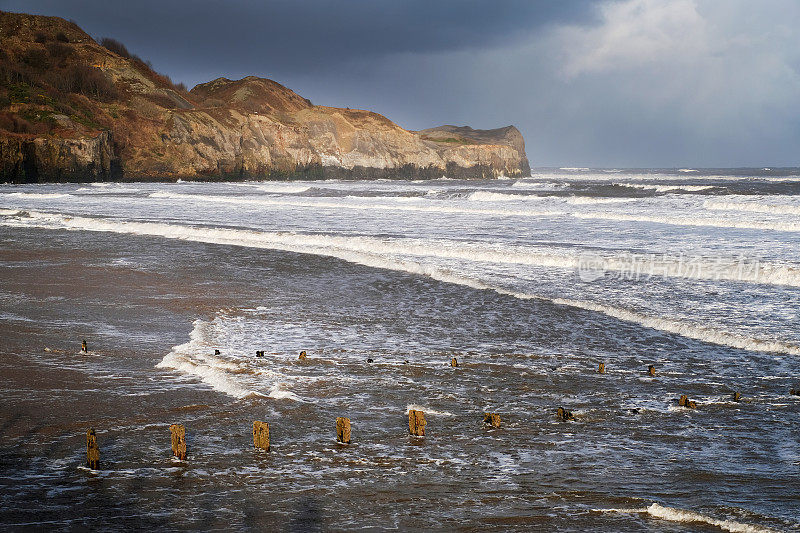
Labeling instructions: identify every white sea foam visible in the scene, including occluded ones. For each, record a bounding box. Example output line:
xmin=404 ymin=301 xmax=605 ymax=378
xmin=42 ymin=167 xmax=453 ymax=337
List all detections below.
xmin=268 ymin=382 xmax=301 ymax=401
xmin=614 ymin=183 xmax=714 ymax=192
xmin=405 ymin=404 xmax=454 ymax=416
xmin=705 ymin=199 xmax=800 ymax=216
xmin=148 ymin=191 xmax=565 ymax=218
xmin=6 ymin=209 xmax=799 ymax=287
xmin=572 ymin=211 xmax=800 ymax=233
xmin=678 ymin=169 xmax=699 ymax=173
xmin=600 ymin=503 xmax=778 ymax=533
xmin=229 ymin=182 xmax=311 ymax=194
xmin=566 ymin=197 xmax=636 ymax=205
xmin=155 ymin=319 xmax=267 ymax=399
xmin=4 ymin=192 xmax=70 ymax=199
xmin=146 ymin=190 xmax=800 ymax=233
xmin=468 ymin=191 xmax=542 ymax=202
xmin=3 ymin=209 xmax=799 ymax=356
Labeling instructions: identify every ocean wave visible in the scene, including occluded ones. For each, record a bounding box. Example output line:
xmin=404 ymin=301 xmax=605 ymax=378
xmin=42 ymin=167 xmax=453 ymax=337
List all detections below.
xmin=146 ymin=191 xmax=800 ymax=233
xmin=4 ymin=192 xmax=70 ymax=199
xmin=468 ymin=191 xmax=543 ymax=202
xmin=599 ymin=503 xmax=778 ymax=533
xmin=228 ymin=182 xmax=311 ymax=194
xmin=148 ymin=191 xmax=565 ymax=218
xmin=565 ymin=197 xmax=636 ymax=205
xmin=705 ymin=199 xmax=800 ymax=216
xmin=613 ymin=183 xmax=715 ymax=193
xmin=3 ymin=210 xmax=800 ymax=356
xmin=6 ymin=209 xmax=799 ymax=287
xmin=572 ymin=211 xmax=800 ymax=233
xmin=155 ymin=318 xmax=296 ymax=400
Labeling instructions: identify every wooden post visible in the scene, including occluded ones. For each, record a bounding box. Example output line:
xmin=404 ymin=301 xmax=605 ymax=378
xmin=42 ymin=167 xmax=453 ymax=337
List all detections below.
xmin=733 ymin=392 xmax=741 ymax=402
xmin=170 ymin=424 xmax=186 ymax=460
xmin=648 ymin=365 xmax=656 ymax=376
xmin=86 ymin=428 xmax=99 ymax=469
xmin=598 ymin=362 xmax=605 ymax=374
xmin=483 ymin=413 xmax=501 ymax=428
xmin=298 ymin=350 xmax=307 ymax=360
xmin=678 ymin=395 xmax=697 ymax=409
xmin=336 ymin=417 xmax=351 ymax=444
xmin=556 ymin=407 xmax=574 ymax=421
xmin=253 ymin=421 xmax=270 ymax=451
xmin=451 ymin=357 xmax=458 ymax=368
xmin=81 ymin=339 xmax=87 ymax=353
xmin=408 ymin=410 xmax=426 ymax=437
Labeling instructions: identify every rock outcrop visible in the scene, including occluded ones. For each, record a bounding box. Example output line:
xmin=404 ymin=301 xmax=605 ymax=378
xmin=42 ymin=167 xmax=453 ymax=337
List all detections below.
xmin=0 ymin=11 xmax=530 ymax=182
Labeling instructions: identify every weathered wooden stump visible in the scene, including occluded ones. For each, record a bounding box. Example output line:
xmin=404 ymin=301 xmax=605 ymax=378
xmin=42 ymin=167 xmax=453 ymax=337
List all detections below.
xmin=408 ymin=410 xmax=426 ymax=437
xmin=298 ymin=350 xmax=307 ymax=360
xmin=253 ymin=420 xmax=270 ymax=451
xmin=678 ymin=395 xmax=697 ymax=409
xmin=86 ymin=428 xmax=99 ymax=469
xmin=336 ymin=417 xmax=351 ymax=444
xmin=170 ymin=424 xmax=187 ymax=460
xmin=483 ymin=413 xmax=501 ymax=428
xmin=81 ymin=339 xmax=87 ymax=353
xmin=451 ymin=357 xmax=458 ymax=368
xmin=598 ymin=362 xmax=605 ymax=374
xmin=556 ymin=407 xmax=575 ymax=421
xmin=214 ymin=349 xmax=221 ymax=355
xmin=648 ymin=365 xmax=656 ymax=376
xmin=733 ymin=392 xmax=742 ymax=402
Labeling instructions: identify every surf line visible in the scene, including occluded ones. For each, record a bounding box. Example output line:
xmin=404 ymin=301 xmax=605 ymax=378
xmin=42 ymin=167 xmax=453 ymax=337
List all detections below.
xmin=2 ymin=210 xmax=799 ymax=356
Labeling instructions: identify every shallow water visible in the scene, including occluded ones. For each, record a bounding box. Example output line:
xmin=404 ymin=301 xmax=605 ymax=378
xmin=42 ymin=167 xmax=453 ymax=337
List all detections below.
xmin=1 ymin=168 xmax=799 ymax=531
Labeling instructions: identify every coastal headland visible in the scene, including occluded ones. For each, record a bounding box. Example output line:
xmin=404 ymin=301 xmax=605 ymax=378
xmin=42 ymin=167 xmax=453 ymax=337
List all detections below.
xmin=0 ymin=11 xmax=530 ymax=182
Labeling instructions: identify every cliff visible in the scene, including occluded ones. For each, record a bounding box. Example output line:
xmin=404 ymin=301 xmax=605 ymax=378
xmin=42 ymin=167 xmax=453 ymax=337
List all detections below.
xmin=0 ymin=11 xmax=530 ymax=182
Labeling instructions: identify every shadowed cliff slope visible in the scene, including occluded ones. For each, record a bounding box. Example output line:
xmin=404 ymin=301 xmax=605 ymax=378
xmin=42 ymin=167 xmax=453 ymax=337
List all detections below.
xmin=0 ymin=11 xmax=530 ymax=182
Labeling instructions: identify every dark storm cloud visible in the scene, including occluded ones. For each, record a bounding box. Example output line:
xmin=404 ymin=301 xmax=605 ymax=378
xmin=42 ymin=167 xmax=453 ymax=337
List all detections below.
xmin=1 ymin=0 xmax=592 ymax=74
xmin=3 ymin=0 xmax=800 ymax=166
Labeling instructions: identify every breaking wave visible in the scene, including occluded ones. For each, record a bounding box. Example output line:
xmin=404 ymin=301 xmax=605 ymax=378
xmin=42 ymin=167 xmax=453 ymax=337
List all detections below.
xmin=468 ymin=191 xmax=543 ymax=202
xmin=705 ymin=199 xmax=800 ymax=216
xmin=148 ymin=191 xmax=564 ymax=218
xmin=4 ymin=192 xmax=70 ymax=199
xmin=156 ymin=319 xmax=264 ymax=399
xmin=600 ymin=503 xmax=778 ymax=533
xmin=572 ymin=211 xmax=800 ymax=233
xmin=3 ymin=209 xmax=800 ymax=356
xmin=229 ymin=182 xmax=311 ymax=194
xmin=155 ymin=318 xmax=300 ymax=400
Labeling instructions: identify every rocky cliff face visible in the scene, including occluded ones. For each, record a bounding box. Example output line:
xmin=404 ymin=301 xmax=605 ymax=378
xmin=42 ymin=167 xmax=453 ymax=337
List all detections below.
xmin=0 ymin=11 xmax=530 ymax=182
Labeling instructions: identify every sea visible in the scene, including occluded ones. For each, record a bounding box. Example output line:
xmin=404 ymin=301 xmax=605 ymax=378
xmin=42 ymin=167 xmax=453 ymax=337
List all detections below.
xmin=0 ymin=167 xmax=798 ymax=531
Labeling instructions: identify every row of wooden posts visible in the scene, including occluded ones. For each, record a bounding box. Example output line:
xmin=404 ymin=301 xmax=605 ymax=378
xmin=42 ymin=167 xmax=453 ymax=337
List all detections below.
xmin=84 ymin=408 xmax=500 ymax=468
xmin=81 ymin=348 xmax=799 ymax=468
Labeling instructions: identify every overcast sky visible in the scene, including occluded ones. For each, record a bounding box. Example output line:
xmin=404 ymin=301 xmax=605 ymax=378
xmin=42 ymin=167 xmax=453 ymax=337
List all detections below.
xmin=4 ymin=0 xmax=800 ymax=167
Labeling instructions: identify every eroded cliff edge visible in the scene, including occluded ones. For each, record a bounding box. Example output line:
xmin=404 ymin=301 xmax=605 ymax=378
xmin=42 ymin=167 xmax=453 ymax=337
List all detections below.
xmin=0 ymin=11 xmax=530 ymax=182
